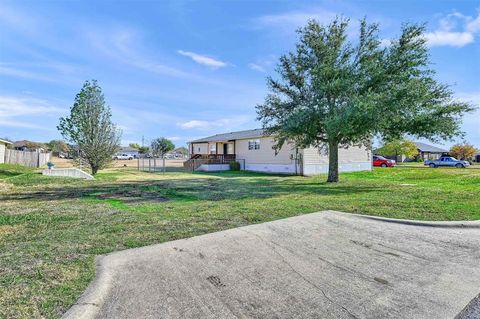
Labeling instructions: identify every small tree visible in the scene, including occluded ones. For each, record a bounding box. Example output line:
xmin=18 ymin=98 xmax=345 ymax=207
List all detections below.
xmin=25 ymin=141 xmax=45 ymax=150
xmin=46 ymin=140 xmax=69 ymax=154
xmin=129 ymin=143 xmax=141 ymax=149
xmin=449 ymin=143 xmax=478 ymax=160
xmin=256 ymin=18 xmax=475 ymax=182
xmin=58 ymin=80 xmax=121 ymax=175
xmin=376 ymin=139 xmax=418 ymax=160
xmin=138 ymin=146 xmax=149 ymax=154
xmin=151 ymin=137 xmax=174 ymax=157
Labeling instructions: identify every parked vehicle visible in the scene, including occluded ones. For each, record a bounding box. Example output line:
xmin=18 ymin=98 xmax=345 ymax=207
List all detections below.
xmin=373 ymin=155 xmax=396 ymax=167
xmin=113 ymin=154 xmax=134 ymax=160
xmin=425 ymin=157 xmax=470 ymax=168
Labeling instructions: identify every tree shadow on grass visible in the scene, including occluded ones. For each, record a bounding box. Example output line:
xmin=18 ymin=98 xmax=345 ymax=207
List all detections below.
xmin=0 ymin=171 xmax=386 ymax=204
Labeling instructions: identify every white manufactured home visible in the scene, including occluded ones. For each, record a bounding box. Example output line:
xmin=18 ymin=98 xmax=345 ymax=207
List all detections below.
xmin=186 ymin=129 xmax=371 ymax=175
xmin=0 ymin=138 xmax=12 ymax=164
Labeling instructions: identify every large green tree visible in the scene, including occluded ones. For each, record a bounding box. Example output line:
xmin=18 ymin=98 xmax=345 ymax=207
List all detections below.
xmin=151 ymin=137 xmax=175 ymax=157
xmin=58 ymin=80 xmax=121 ymax=175
xmin=376 ymin=139 xmax=418 ymax=160
xmin=256 ymin=18 xmax=474 ymax=182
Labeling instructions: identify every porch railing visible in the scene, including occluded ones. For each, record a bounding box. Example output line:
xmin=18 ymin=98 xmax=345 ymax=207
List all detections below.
xmin=183 ymin=154 xmax=237 ymax=171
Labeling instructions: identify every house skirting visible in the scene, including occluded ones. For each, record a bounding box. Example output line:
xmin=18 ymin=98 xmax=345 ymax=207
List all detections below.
xmin=303 ymin=161 xmax=372 ymax=176
xmin=244 ymin=163 xmax=300 ymax=174
xmin=194 ymin=161 xmax=372 ymax=175
xmin=197 ymin=164 xmax=230 ymax=171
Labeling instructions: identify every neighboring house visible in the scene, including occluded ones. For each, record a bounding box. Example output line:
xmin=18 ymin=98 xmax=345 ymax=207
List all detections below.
xmin=117 ymin=146 xmax=140 ymax=158
xmin=0 ymin=138 xmax=13 ymax=164
xmin=13 ymin=140 xmax=45 ymax=152
xmin=186 ymin=128 xmax=371 ymax=175
xmin=414 ymin=142 xmax=448 ymax=161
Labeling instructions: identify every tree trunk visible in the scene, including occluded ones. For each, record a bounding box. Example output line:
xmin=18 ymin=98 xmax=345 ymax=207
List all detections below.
xmin=91 ymin=165 xmax=98 ymax=175
xmin=327 ymin=140 xmax=339 ymax=183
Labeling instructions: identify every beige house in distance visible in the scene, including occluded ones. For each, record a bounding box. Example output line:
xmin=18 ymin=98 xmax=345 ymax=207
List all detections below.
xmin=0 ymin=138 xmax=12 ymax=164
xmin=186 ymin=128 xmax=371 ymax=175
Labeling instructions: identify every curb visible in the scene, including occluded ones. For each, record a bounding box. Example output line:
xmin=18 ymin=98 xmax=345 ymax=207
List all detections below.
xmin=347 ymin=213 xmax=480 ymax=229
xmin=62 ymin=256 xmax=112 ymax=319
xmin=455 ymin=293 xmax=480 ymax=319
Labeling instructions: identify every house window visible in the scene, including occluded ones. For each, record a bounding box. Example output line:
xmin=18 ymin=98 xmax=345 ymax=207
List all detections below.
xmin=248 ymin=139 xmax=260 ymax=150
xmin=227 ymin=143 xmax=234 ymax=154
xmin=210 ymin=144 xmax=216 ymax=154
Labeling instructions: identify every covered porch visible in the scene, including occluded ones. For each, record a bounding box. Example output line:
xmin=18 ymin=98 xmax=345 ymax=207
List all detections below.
xmin=185 ymin=140 xmax=238 ymax=171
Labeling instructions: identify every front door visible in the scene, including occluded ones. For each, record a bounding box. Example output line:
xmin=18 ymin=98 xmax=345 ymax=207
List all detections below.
xmin=223 ymin=143 xmax=228 ymax=155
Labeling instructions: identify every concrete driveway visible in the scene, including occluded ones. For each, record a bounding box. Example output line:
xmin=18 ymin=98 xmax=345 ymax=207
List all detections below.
xmin=64 ymin=211 xmax=480 ymax=319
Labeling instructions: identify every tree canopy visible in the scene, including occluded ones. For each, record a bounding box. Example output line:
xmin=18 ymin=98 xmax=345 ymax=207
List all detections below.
xmin=129 ymin=143 xmax=141 ymax=149
xmin=376 ymin=139 xmax=418 ymax=159
xmin=151 ymin=137 xmax=175 ymax=157
xmin=58 ymin=80 xmax=121 ymax=175
xmin=46 ymin=140 xmax=69 ymax=153
xmin=256 ymin=18 xmax=474 ymax=182
xmin=138 ymin=146 xmax=150 ymax=154
xmin=449 ymin=143 xmax=478 ymax=160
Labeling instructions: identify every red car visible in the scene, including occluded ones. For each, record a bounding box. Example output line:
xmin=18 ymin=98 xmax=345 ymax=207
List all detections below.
xmin=373 ymin=155 xmax=396 ymax=167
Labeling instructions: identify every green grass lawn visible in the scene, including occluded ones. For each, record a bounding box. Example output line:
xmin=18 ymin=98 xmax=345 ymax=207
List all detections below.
xmin=1 ymin=164 xmax=479 ymax=318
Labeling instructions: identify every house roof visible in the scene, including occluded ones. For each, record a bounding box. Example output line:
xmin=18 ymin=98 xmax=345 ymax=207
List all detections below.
xmin=120 ymin=146 xmax=139 ymax=152
xmin=0 ymin=138 xmax=12 ymax=145
xmin=13 ymin=140 xmax=35 ymax=148
xmin=190 ymin=128 xmax=268 ymax=143
xmin=414 ymin=141 xmax=448 ymax=153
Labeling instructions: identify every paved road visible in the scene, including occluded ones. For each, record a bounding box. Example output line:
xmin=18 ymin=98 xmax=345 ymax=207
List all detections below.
xmin=64 ymin=211 xmax=480 ymax=319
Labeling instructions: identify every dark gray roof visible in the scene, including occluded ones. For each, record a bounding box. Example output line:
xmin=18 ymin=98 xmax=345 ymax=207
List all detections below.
xmin=414 ymin=141 xmax=448 ymax=153
xmin=190 ymin=128 xmax=267 ymax=143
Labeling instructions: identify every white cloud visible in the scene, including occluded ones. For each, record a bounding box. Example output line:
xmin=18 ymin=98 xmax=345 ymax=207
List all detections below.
xmin=248 ymin=63 xmax=266 ymax=73
xmin=86 ymin=27 xmax=198 ymax=79
xmin=425 ymin=31 xmax=474 ymax=47
xmin=425 ymin=11 xmax=480 ymax=47
xmin=179 ymin=120 xmax=213 ymax=129
xmin=0 ymin=95 xmax=65 ymax=130
xmin=256 ymin=10 xmax=337 ymax=30
xmin=248 ymin=55 xmax=277 ymax=73
xmin=0 ymin=65 xmax=53 ymax=81
xmin=177 ymin=50 xmax=227 ymax=69
xmin=379 ymin=38 xmax=392 ymax=47
xmin=0 ymin=96 xmax=64 ymax=118
xmin=178 ymin=116 xmax=250 ymax=130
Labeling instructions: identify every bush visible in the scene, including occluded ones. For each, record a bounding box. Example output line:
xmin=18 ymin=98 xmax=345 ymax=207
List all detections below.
xmin=229 ymin=161 xmax=240 ymax=171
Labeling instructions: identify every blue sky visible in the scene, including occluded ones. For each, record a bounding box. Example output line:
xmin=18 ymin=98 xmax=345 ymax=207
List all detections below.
xmin=0 ymin=0 xmax=479 ymax=149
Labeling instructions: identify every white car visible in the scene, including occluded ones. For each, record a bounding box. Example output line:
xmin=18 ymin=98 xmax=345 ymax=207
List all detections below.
xmin=113 ymin=154 xmax=134 ymax=160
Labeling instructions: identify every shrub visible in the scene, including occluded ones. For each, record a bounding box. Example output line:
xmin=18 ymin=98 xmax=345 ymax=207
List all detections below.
xmin=229 ymin=161 xmax=240 ymax=171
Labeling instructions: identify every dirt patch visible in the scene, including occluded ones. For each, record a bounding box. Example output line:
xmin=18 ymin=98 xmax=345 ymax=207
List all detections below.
xmin=97 ymin=191 xmax=169 ymax=205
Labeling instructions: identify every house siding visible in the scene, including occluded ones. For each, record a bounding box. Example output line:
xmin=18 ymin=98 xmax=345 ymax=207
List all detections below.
xmin=191 ymin=143 xmax=209 ymax=155
xmin=235 ymin=137 xmax=300 ymax=174
xmin=189 ymin=133 xmax=372 ymax=175
xmin=302 ymin=144 xmax=372 ymax=176
xmin=0 ymin=143 xmax=5 ymax=164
